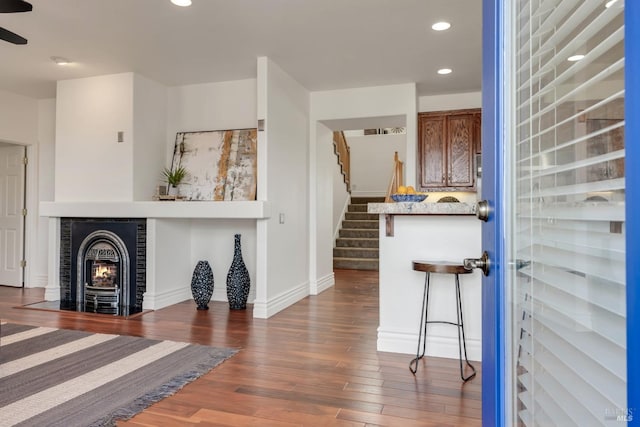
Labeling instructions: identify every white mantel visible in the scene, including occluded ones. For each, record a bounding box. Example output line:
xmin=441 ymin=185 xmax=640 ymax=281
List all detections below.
xmin=40 ymin=201 xmax=270 ymax=219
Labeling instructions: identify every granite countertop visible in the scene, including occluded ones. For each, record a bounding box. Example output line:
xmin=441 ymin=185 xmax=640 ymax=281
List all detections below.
xmin=367 ymin=202 xmax=477 ymax=215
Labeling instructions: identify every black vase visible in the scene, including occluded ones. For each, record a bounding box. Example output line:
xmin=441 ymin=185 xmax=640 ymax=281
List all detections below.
xmin=226 ymin=234 xmax=250 ymax=310
xmin=191 ymin=260 xmax=214 ymax=310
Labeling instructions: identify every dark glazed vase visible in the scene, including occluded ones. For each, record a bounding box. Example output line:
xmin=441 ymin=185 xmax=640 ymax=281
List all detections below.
xmin=191 ymin=260 xmax=214 ymax=310
xmin=226 ymin=234 xmax=250 ymax=310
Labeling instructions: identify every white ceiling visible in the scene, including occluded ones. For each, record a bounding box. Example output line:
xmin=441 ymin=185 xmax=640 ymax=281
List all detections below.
xmin=0 ymin=0 xmax=482 ymax=100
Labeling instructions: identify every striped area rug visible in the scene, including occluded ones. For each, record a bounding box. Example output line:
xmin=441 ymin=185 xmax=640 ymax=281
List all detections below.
xmin=0 ymin=322 xmax=237 ymax=427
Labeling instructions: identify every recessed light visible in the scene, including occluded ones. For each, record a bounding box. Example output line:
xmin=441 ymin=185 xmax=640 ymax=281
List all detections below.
xmin=568 ymin=54 xmax=585 ymax=62
xmin=51 ymin=56 xmax=71 ymax=65
xmin=605 ymin=0 xmax=618 ymax=7
xmin=432 ymin=21 xmax=451 ymax=31
xmin=437 ymin=68 xmax=452 ymax=75
xmin=171 ymin=0 xmax=192 ymax=6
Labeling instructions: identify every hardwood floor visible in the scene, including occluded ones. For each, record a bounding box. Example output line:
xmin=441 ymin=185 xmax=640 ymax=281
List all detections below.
xmin=0 ymin=269 xmax=481 ymax=426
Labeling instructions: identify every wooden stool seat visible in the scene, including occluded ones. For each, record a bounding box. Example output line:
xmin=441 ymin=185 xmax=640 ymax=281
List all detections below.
xmin=412 ymin=261 xmax=472 ymax=275
xmin=409 ymin=260 xmax=476 ymax=382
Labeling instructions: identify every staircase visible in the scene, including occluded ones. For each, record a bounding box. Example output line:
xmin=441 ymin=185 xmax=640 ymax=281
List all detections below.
xmin=333 ymin=196 xmax=385 ymax=271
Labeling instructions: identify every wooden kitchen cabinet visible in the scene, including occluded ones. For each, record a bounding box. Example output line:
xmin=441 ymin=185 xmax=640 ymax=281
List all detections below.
xmin=417 ymin=109 xmax=481 ymax=191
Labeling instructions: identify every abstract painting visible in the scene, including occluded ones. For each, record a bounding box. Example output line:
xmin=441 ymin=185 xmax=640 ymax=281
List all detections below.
xmin=170 ymin=129 xmax=257 ymax=201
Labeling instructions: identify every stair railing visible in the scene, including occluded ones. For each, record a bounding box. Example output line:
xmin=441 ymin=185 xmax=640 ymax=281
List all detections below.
xmin=333 ymin=131 xmax=351 ymax=193
xmin=385 ymin=152 xmax=404 ymax=202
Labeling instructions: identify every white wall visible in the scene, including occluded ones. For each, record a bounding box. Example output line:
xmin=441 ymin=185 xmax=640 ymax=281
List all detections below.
xmin=190 ymin=219 xmax=256 ymax=303
xmin=133 ymin=75 xmax=168 ymax=200
xmin=418 ymin=91 xmax=482 ymax=112
xmin=166 ymin=78 xmax=259 ymax=305
xmin=309 ymin=83 xmax=417 ymax=296
xmin=347 ymin=133 xmax=406 ymax=197
xmin=332 ymin=157 xmax=350 ymax=244
xmin=312 ymin=84 xmax=417 ymax=186
xmin=30 ymin=99 xmax=56 ymax=288
xmin=0 ymin=90 xmax=41 ymax=288
xmin=55 ymin=73 xmax=135 ymax=201
xmin=322 ymin=126 xmax=347 ymax=280
xmin=0 ymin=89 xmax=38 ymax=145
xmin=255 ymin=57 xmax=310 ymax=318
xmin=377 ymin=215 xmax=482 ymax=360
xmin=166 ymin=78 xmax=257 ymax=165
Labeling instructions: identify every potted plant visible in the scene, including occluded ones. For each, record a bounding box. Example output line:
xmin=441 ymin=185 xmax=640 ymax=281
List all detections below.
xmin=162 ymin=166 xmax=187 ymax=196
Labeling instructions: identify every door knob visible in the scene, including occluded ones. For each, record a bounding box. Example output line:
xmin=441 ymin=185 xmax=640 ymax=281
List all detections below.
xmin=463 ymin=251 xmax=490 ymax=276
xmin=476 ymin=200 xmax=489 ymax=222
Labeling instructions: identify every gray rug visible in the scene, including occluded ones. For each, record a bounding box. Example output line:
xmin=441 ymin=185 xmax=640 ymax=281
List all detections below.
xmin=0 ymin=322 xmax=237 ymax=427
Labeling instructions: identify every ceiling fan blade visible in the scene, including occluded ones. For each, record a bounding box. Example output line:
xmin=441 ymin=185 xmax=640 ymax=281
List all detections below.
xmin=0 ymin=27 xmax=27 ymax=44
xmin=0 ymin=0 xmax=32 ymax=13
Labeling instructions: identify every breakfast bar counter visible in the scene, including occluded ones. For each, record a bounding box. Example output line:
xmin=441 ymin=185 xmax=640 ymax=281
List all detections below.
xmin=368 ymin=201 xmax=476 ymax=215
xmin=368 ymin=201 xmax=482 ymax=361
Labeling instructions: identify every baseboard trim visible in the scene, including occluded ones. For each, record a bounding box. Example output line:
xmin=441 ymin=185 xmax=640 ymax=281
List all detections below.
xmin=377 ymin=328 xmax=481 ymax=362
xmin=253 ymin=281 xmax=309 ymax=319
xmin=310 ymin=272 xmax=334 ymax=295
xmin=143 ymin=287 xmax=192 ymax=311
xmin=44 ymin=285 xmax=61 ymax=301
xmin=29 ymin=274 xmax=48 ymax=288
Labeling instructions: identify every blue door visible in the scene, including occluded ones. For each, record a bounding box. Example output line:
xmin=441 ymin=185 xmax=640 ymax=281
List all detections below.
xmin=482 ymin=0 xmax=638 ymax=425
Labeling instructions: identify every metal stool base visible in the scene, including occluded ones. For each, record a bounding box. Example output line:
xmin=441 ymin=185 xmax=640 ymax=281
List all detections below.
xmin=409 ymin=269 xmax=476 ymax=382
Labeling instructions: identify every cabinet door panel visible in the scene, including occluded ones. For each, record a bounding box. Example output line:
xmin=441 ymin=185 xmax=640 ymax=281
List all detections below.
xmin=448 ymin=115 xmax=474 ymax=187
xmin=419 ymin=116 xmax=446 ymax=188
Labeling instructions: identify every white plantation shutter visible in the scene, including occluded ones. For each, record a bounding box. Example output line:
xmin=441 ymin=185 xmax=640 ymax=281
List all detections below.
xmin=510 ymin=0 xmax=626 ymax=425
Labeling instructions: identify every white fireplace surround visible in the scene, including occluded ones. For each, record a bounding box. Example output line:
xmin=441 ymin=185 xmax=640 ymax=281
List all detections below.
xmin=42 ymin=201 xmax=270 ymax=311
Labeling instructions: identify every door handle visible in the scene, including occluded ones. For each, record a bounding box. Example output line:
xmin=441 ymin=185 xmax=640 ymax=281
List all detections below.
xmin=511 ymin=259 xmax=531 ymax=270
xmin=463 ymin=251 xmax=490 ymax=276
xmin=476 ymin=200 xmax=489 ymax=222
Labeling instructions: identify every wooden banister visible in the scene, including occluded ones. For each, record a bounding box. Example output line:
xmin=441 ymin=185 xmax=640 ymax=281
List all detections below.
xmin=385 ymin=152 xmax=404 ymax=203
xmin=333 ymin=131 xmax=351 ymax=193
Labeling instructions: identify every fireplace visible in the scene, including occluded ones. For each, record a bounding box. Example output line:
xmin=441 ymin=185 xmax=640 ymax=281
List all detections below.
xmin=59 ymin=218 xmax=146 ymax=315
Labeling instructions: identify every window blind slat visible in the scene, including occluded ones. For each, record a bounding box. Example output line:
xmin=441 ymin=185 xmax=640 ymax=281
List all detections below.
xmin=528 ymin=245 xmax=624 ymax=284
xmin=517 ymin=149 xmax=624 ymax=180
xmin=511 ymin=0 xmax=626 ymax=424
xmin=528 ymin=230 xmax=625 ymax=260
xmin=517 ymin=58 xmax=624 ymax=127
xmin=521 ymin=279 xmax=626 ymax=347
xmin=520 ymin=308 xmax=626 ymax=381
xmin=515 ymin=90 xmax=624 ymax=148
xmin=518 ymin=362 xmax=602 ymax=426
xmin=516 ymin=340 xmax=624 ymax=426
xmin=517 ymin=202 xmax=625 ymax=221
xmin=521 ymin=7 xmax=622 ymax=92
xmin=517 ymin=121 xmax=624 ymax=164
xmin=519 ymin=178 xmax=625 ymax=198
xmin=516 ymin=0 xmax=598 ymax=76
xmin=516 ymin=263 xmax=625 ymax=316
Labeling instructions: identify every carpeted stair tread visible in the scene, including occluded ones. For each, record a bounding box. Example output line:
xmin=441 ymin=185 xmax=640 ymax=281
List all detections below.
xmin=348 ymin=204 xmax=369 ymax=213
xmin=333 ymin=257 xmax=379 ymax=271
xmin=336 ymin=237 xmax=379 ymax=248
xmin=342 ymin=220 xmax=379 ymax=229
xmin=334 ymin=196 xmax=382 ymax=271
xmin=339 ymin=228 xmax=379 ymax=238
xmin=345 ymin=212 xmax=379 ymax=221
xmin=333 ymin=247 xmax=379 ymax=258
xmin=350 ymin=196 xmax=386 ymax=204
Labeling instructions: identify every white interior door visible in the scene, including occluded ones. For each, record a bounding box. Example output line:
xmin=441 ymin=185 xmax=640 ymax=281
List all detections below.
xmin=0 ymin=145 xmax=26 ymax=287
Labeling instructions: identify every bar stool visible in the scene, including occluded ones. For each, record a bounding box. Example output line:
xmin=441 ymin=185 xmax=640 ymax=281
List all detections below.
xmin=409 ymin=260 xmax=476 ymax=382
